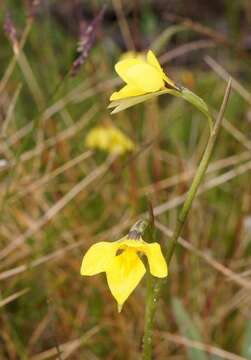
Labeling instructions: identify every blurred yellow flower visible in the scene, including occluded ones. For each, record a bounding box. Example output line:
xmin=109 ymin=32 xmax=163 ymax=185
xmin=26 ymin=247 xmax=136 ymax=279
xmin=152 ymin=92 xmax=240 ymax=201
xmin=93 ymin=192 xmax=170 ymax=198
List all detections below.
xmin=80 ymin=227 xmax=168 ymax=312
xmin=85 ymin=125 xmax=135 ymax=155
xmin=110 ymin=50 xmax=177 ymax=101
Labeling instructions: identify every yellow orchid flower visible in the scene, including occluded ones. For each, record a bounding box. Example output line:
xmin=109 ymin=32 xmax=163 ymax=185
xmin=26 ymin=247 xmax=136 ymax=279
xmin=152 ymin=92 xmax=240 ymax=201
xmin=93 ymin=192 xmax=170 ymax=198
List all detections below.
xmin=110 ymin=50 xmax=178 ymax=101
xmin=108 ymin=50 xmax=213 ymax=133
xmin=85 ymin=125 xmax=135 ymax=155
xmin=80 ymin=221 xmax=168 ymax=312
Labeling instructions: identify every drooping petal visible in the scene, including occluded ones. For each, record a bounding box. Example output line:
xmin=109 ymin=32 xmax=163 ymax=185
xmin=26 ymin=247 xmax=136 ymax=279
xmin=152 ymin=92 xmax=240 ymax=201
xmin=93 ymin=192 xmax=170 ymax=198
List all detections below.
xmin=141 ymin=243 xmax=168 ymax=278
xmin=106 ymin=248 xmax=146 ymax=309
xmin=125 ymin=63 xmax=164 ymax=92
xmin=110 ymin=84 xmax=144 ymax=100
xmin=80 ymin=242 xmax=119 ymax=276
xmin=147 ymin=50 xmax=176 ymax=88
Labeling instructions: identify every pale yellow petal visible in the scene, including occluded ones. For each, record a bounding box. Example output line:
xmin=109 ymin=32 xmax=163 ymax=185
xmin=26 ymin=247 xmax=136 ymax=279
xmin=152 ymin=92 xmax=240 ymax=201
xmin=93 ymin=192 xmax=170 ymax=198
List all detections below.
xmin=147 ymin=50 xmax=176 ymax=88
xmin=125 ymin=63 xmax=164 ymax=92
xmin=80 ymin=242 xmax=119 ymax=276
xmin=85 ymin=127 xmax=110 ymax=150
xmin=141 ymin=242 xmax=168 ymax=278
xmin=106 ymin=248 xmax=145 ymax=308
xmin=110 ymin=84 xmax=145 ymax=100
xmin=109 ymin=129 xmax=135 ymax=154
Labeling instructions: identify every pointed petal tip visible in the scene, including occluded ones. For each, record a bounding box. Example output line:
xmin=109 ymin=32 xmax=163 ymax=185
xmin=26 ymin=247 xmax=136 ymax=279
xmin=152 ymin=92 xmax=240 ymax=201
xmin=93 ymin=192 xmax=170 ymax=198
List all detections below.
xmin=117 ymin=303 xmax=123 ymax=313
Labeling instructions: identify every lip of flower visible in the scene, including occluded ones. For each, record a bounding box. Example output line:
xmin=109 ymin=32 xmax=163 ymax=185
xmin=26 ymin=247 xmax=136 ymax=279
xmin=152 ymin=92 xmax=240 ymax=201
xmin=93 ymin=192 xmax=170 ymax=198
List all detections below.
xmin=110 ymin=50 xmax=178 ymax=101
xmin=80 ymin=233 xmax=168 ymax=311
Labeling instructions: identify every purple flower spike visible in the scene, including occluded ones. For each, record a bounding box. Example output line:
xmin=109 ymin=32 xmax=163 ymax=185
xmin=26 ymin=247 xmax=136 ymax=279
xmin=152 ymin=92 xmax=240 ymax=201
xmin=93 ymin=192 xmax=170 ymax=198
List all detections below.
xmin=29 ymin=0 xmax=42 ymax=19
xmin=4 ymin=12 xmax=18 ymax=50
xmin=71 ymin=5 xmax=106 ymax=77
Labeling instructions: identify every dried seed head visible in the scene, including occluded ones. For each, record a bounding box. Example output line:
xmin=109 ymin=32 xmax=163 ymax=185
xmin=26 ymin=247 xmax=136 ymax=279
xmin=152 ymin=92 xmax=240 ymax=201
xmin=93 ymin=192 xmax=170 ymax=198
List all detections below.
xmin=29 ymin=0 xmax=42 ymax=19
xmin=71 ymin=5 xmax=106 ymax=76
xmin=3 ymin=12 xmax=19 ymax=53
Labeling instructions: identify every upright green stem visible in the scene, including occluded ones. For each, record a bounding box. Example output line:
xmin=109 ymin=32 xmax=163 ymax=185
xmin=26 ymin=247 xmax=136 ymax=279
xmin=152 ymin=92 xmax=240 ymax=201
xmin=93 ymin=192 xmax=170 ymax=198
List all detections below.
xmin=166 ymin=79 xmax=231 ymax=264
xmin=141 ymin=79 xmax=232 ymax=359
xmin=142 ymin=204 xmax=155 ymax=360
xmin=142 ymin=269 xmax=154 ymax=360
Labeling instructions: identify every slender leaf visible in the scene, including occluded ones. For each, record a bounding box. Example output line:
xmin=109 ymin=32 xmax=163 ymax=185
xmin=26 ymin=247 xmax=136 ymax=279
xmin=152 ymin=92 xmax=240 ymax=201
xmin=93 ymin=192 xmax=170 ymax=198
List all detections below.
xmin=242 ymin=319 xmax=251 ymax=359
xmin=172 ymin=298 xmax=209 ymax=360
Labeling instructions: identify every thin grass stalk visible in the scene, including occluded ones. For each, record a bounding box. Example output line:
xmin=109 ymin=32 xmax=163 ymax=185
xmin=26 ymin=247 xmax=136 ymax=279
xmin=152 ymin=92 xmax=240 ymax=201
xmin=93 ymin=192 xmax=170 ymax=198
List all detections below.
xmin=141 ymin=79 xmax=232 ymax=360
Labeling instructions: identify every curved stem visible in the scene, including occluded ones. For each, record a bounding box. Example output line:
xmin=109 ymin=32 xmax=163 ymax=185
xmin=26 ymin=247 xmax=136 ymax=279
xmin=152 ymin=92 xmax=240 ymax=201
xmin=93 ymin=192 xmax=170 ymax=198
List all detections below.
xmin=141 ymin=79 xmax=231 ymax=359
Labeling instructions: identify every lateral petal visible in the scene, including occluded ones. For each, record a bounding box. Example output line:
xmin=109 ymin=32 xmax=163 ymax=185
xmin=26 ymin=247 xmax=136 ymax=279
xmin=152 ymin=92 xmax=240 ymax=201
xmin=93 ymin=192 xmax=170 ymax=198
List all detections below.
xmin=110 ymin=84 xmax=145 ymax=100
xmin=147 ymin=50 xmax=176 ymax=88
xmin=141 ymin=242 xmax=168 ymax=278
xmin=106 ymin=249 xmax=145 ymax=309
xmin=80 ymin=242 xmax=119 ymax=276
xmin=147 ymin=50 xmax=164 ymax=74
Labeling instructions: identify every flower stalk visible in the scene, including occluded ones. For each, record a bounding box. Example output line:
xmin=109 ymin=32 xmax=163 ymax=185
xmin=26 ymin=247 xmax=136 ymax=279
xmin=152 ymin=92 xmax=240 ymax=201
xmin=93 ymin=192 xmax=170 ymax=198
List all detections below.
xmin=141 ymin=79 xmax=232 ymax=359
xmin=142 ymin=205 xmax=157 ymax=360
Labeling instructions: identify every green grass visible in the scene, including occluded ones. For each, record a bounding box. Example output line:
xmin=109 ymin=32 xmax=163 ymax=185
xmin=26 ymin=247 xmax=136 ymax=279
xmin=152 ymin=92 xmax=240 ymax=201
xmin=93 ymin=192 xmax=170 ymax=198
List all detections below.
xmin=0 ymin=1 xmax=251 ymax=359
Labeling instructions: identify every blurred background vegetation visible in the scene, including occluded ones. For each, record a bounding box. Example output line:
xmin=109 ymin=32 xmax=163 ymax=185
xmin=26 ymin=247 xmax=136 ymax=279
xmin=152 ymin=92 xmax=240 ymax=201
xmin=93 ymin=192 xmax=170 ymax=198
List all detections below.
xmin=0 ymin=0 xmax=251 ymax=359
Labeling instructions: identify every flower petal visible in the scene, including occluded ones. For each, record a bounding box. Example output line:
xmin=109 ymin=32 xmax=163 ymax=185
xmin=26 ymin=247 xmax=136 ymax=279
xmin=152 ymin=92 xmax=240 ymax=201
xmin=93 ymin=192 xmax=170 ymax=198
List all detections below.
xmin=125 ymin=63 xmax=164 ymax=92
xmin=110 ymin=84 xmax=144 ymax=100
xmin=147 ymin=50 xmax=164 ymax=74
xmin=106 ymin=249 xmax=145 ymax=309
xmin=85 ymin=127 xmax=109 ymax=150
xmin=141 ymin=243 xmax=168 ymax=278
xmin=80 ymin=242 xmax=119 ymax=276
xmin=119 ymin=238 xmax=168 ymax=278
xmin=147 ymin=50 xmax=176 ymax=88
xmin=115 ymin=58 xmax=144 ymax=84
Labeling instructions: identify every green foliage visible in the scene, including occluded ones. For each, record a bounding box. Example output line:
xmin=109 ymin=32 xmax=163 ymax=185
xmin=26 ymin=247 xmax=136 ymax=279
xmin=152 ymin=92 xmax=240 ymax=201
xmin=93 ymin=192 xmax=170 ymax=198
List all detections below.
xmin=0 ymin=1 xmax=250 ymax=359
xmin=172 ymin=298 xmax=209 ymax=360
xmin=242 ymin=320 xmax=251 ymax=359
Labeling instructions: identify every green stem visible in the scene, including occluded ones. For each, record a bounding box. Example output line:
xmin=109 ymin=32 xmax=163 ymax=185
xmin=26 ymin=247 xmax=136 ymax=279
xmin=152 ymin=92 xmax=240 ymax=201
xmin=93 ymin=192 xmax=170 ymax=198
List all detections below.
xmin=141 ymin=79 xmax=232 ymax=359
xmin=142 ymin=269 xmax=154 ymax=360
xmin=166 ymin=79 xmax=231 ymax=265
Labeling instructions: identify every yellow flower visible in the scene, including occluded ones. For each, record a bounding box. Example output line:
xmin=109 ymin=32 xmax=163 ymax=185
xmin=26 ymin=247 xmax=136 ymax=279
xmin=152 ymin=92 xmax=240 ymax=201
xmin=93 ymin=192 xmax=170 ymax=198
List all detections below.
xmin=85 ymin=125 xmax=135 ymax=155
xmin=110 ymin=50 xmax=177 ymax=101
xmin=80 ymin=225 xmax=168 ymax=311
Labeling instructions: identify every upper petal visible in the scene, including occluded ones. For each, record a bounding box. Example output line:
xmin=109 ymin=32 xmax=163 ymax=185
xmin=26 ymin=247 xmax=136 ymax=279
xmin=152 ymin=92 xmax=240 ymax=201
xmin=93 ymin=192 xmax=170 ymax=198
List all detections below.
xmin=141 ymin=242 xmax=168 ymax=278
xmin=80 ymin=242 xmax=119 ymax=276
xmin=106 ymin=248 xmax=145 ymax=310
xmin=147 ymin=50 xmax=176 ymax=88
xmin=147 ymin=50 xmax=164 ymax=74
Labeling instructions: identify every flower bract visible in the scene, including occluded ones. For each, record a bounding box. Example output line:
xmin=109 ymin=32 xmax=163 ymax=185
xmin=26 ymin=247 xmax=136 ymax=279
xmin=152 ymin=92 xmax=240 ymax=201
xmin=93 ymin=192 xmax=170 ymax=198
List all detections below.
xmin=80 ymin=234 xmax=168 ymax=311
